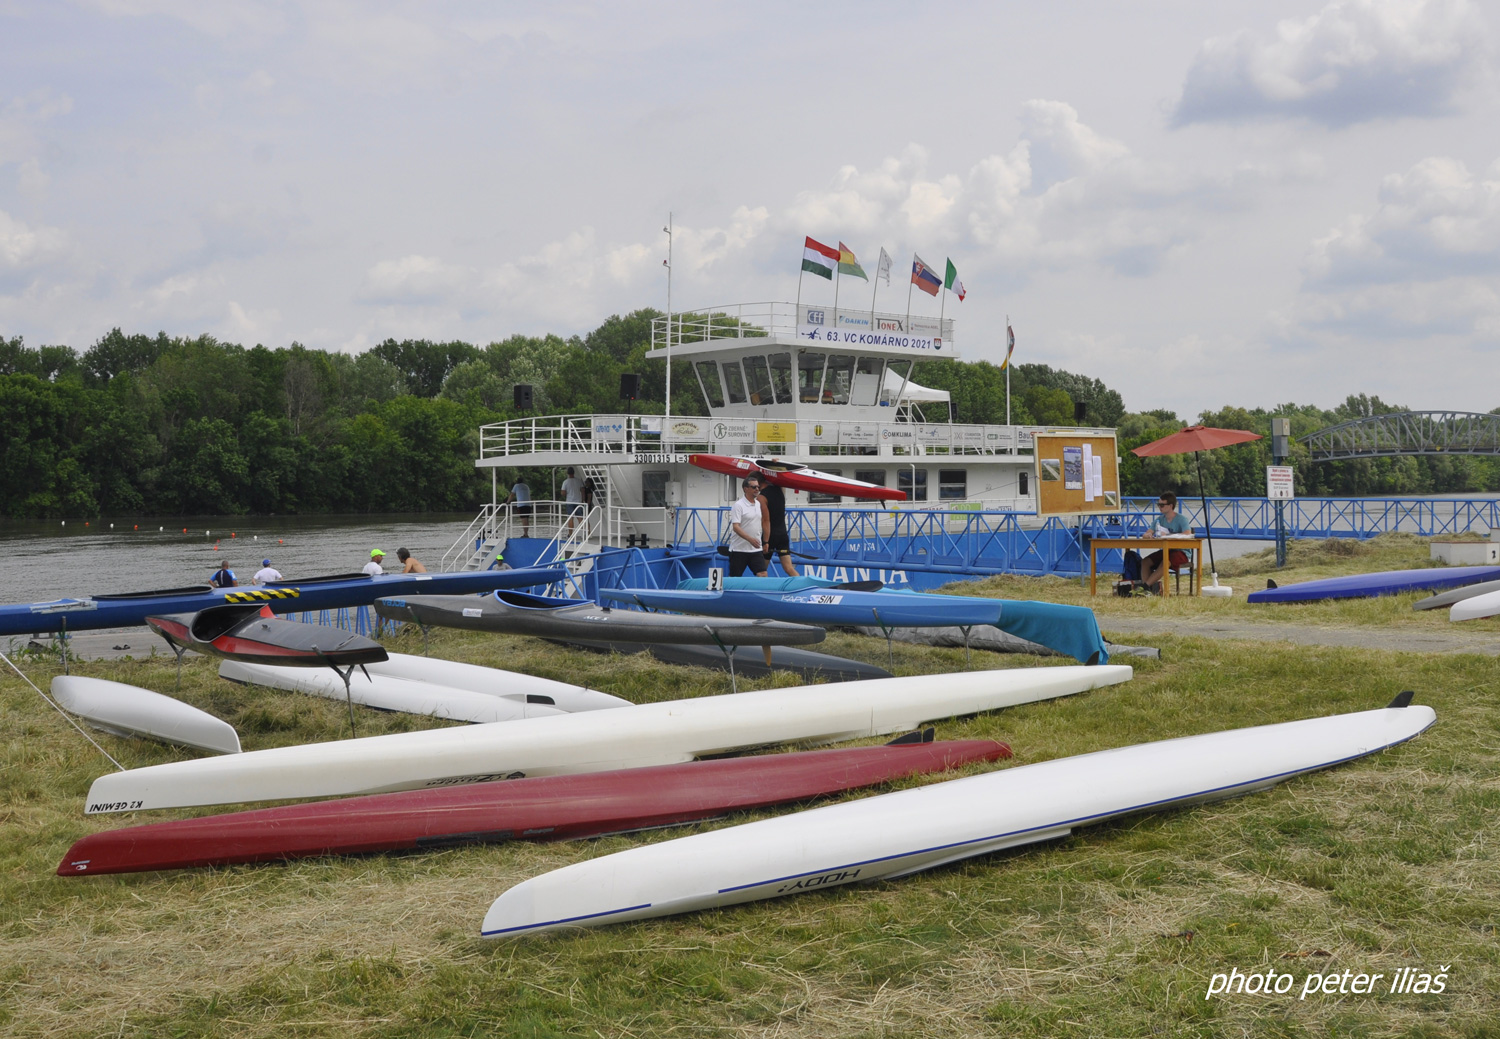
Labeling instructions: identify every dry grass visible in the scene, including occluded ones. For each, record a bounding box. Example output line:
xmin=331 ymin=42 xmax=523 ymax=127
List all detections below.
xmin=1 ymin=593 xmax=1498 ymax=1036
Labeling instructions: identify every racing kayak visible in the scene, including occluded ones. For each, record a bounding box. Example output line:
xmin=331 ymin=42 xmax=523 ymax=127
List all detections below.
xmin=361 ymin=654 xmax=632 ymax=712
xmin=218 ymin=660 xmax=567 ymax=723
xmin=561 ymin=640 xmax=893 ymax=682
xmin=688 ymin=454 xmax=906 ymax=501
xmin=602 ymin=587 xmax=1109 ymax=665
xmin=1450 ymin=588 xmax=1500 ymax=622
xmin=146 ymin=604 xmax=387 ymax=667
xmin=82 ymin=664 xmax=1132 ymax=813
xmin=1413 ymin=577 xmax=1500 ymax=611
xmin=0 ymin=566 xmax=568 ymax=637
xmin=373 ymin=590 xmax=825 ymax=645
xmin=1247 ymin=565 xmax=1500 ymax=604
xmin=58 ymin=735 xmax=1009 ymax=875
xmin=51 ymin=676 xmax=241 ymax=755
xmin=480 ymin=695 xmax=1434 ymax=935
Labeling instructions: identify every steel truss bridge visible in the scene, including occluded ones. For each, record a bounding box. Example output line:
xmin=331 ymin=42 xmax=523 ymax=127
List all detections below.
xmin=1303 ymin=411 xmax=1500 ymax=460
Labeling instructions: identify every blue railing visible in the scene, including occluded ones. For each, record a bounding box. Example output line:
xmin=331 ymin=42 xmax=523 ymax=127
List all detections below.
xmin=1118 ymin=496 xmax=1500 ymax=539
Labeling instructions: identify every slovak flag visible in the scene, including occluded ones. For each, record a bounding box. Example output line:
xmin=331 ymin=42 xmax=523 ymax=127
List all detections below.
xmin=911 ymin=255 xmax=942 ymax=296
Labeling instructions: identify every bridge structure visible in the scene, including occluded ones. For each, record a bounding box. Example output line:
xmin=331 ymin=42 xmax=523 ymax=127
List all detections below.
xmin=1303 ymin=411 xmax=1500 ymax=460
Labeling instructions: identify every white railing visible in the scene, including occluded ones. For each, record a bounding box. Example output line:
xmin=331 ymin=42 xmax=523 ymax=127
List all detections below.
xmin=477 ymin=413 xmax=1076 ymax=460
xmin=649 ymin=302 xmax=956 ymax=352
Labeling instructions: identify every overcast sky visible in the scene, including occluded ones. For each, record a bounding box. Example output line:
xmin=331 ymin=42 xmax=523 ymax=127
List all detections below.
xmin=2 ymin=0 xmax=1497 ymax=417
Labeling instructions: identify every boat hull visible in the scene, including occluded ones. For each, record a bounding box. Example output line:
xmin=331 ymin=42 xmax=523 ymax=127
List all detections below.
xmin=361 ymin=654 xmax=632 ymax=712
xmin=1450 ymin=588 xmax=1500 ymax=621
xmin=147 ymin=606 xmax=387 ymax=666
xmin=374 ymin=591 xmax=825 ymax=645
xmin=1247 ymin=565 xmax=1500 ymax=604
xmin=51 ymin=677 xmax=240 ymax=755
xmin=481 ymin=701 xmax=1435 ymax=935
xmin=58 ymin=739 xmax=1008 ymax=875
xmin=562 ymin=640 xmax=893 ymax=682
xmin=83 ymin=664 xmax=1133 ymax=813
xmin=687 ymin=454 xmax=906 ymax=501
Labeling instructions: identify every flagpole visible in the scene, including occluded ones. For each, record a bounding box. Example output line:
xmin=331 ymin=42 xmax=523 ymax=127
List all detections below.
xmin=663 ymin=213 xmax=673 ymax=424
xmin=904 ymin=253 xmax=915 ymax=333
xmin=938 ymin=281 xmax=948 ymax=345
xmin=869 ymin=261 xmax=879 ymax=325
xmin=1005 ymin=313 xmax=1011 ymax=427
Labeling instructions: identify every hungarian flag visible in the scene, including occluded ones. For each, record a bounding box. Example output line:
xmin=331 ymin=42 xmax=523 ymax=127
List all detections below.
xmin=944 ymin=258 xmax=965 ymax=301
xmin=802 ymin=237 xmax=838 ymax=280
xmin=911 ymin=254 xmax=942 ymax=296
xmin=838 ymin=242 xmax=867 ymax=280
xmin=1001 ymin=324 xmax=1016 ymax=370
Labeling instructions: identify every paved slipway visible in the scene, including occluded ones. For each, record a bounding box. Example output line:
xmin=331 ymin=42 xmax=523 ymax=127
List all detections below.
xmin=1100 ymin=617 xmax=1500 ymax=656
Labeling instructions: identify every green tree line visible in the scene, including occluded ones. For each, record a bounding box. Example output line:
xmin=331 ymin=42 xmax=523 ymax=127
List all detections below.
xmin=4 ymin=319 xmax=1499 ymax=518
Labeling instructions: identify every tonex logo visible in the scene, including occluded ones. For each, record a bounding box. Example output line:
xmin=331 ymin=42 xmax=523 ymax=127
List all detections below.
xmin=807 ymin=309 xmax=825 ymax=325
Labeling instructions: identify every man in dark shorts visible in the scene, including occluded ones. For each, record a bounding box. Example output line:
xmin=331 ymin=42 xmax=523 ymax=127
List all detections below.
xmin=758 ymin=481 xmax=799 ymax=577
xmin=506 ymin=477 xmax=532 ymax=536
xmin=1141 ymin=491 xmax=1193 ymax=593
xmin=726 ymin=477 xmax=768 ymax=578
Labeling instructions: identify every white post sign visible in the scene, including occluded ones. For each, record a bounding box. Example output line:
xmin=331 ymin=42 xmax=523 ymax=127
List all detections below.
xmin=1266 ymin=466 xmax=1295 ymax=500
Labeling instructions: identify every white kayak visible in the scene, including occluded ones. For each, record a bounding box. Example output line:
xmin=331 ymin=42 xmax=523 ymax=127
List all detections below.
xmin=1450 ymin=588 xmax=1500 ymax=622
xmin=83 ymin=664 xmax=1132 ymax=814
xmin=361 ymin=654 xmax=630 ymax=712
xmin=481 ymin=696 xmax=1434 ymax=936
xmin=218 ymin=660 xmax=567 ymax=724
xmin=51 ymin=676 xmax=241 ymax=755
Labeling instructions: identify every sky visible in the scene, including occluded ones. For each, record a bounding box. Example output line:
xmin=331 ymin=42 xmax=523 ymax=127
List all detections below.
xmin=1 ymin=0 xmax=1497 ymax=418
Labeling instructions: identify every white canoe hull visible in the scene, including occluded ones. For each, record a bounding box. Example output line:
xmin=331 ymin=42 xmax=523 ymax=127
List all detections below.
xmin=1450 ymin=588 xmax=1500 ymax=622
xmin=481 ymin=702 xmax=1434 ymax=936
xmin=361 ymin=654 xmax=630 ymax=712
xmin=83 ymin=664 xmax=1132 ymax=814
xmin=52 ymin=676 xmax=241 ymax=755
xmin=218 ymin=660 xmax=566 ymax=724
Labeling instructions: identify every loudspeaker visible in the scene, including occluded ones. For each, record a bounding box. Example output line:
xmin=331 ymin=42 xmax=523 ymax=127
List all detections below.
xmin=947 ymin=401 xmax=959 ymax=424
xmin=513 ymin=384 xmax=534 ymax=410
xmin=1073 ymin=401 xmax=1087 ymax=424
xmin=620 ymin=373 xmax=640 ymax=400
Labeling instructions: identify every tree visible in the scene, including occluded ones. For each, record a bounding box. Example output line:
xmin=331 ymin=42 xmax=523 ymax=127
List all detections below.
xmin=370 ymin=339 xmax=479 ymax=397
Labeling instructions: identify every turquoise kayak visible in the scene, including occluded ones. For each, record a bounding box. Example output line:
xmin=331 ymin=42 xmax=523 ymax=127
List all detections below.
xmin=600 ymin=585 xmax=1108 ymax=665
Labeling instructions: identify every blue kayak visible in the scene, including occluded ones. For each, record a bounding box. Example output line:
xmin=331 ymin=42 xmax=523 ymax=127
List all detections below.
xmin=0 ymin=567 xmax=566 ymax=637
xmin=1246 ymin=565 xmax=1500 ymax=604
xmin=601 ymin=585 xmax=1108 ymax=665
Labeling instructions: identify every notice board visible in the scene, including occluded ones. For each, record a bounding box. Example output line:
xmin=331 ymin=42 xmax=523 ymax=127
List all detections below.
xmin=1034 ymin=432 xmax=1121 ymax=517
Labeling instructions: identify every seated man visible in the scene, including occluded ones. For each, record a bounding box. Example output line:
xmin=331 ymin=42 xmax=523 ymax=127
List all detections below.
xmin=1140 ymin=492 xmax=1192 ymax=593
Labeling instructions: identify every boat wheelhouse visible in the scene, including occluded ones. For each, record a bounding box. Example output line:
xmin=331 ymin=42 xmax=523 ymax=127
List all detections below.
xmin=447 ymin=302 xmax=1116 ymax=575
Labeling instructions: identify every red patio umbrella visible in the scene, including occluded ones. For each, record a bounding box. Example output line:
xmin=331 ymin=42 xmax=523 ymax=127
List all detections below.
xmin=1131 ymin=425 xmax=1263 ymax=576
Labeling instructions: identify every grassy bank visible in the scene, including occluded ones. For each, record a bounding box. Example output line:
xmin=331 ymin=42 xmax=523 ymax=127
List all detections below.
xmin=3 ymin=610 xmax=1498 ymax=1038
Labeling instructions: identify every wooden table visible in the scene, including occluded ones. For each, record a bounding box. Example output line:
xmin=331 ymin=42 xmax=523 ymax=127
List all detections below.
xmin=1089 ymin=536 xmax=1204 ymax=597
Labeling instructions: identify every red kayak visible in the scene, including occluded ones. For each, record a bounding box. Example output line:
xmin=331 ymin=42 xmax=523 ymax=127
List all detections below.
xmin=57 ymin=736 xmax=1008 ymax=875
xmin=689 ymin=454 xmax=907 ymax=501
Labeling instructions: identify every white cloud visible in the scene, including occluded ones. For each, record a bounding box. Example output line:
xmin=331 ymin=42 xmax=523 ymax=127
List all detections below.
xmin=1174 ymin=0 xmax=1492 ymax=127
xmin=360 ymin=254 xmax=475 ymax=305
xmin=0 ymin=208 xmax=66 ymax=272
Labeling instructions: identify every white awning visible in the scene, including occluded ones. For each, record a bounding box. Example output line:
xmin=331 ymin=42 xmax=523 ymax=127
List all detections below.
xmin=881 ymin=367 xmax=950 ymax=405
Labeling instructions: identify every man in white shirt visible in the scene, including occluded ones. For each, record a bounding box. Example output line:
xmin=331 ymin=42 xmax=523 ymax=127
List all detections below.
xmin=506 ymin=478 xmax=532 ymax=536
xmin=252 ymin=559 xmax=282 ymax=585
xmin=363 ymin=549 xmax=386 ymax=576
xmin=726 ymin=477 xmax=768 ymax=577
xmin=561 ymin=466 xmax=586 ymax=533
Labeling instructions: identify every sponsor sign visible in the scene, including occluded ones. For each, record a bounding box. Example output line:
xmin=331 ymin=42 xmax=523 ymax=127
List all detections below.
xmin=1267 ymin=465 xmax=1295 ymax=500
xmin=879 ymin=425 xmax=915 ymax=444
xmin=756 ymin=421 xmax=798 ymax=443
xmin=710 ymin=418 xmax=756 ymax=444
xmin=914 ymin=424 xmax=949 ymax=446
xmin=592 ymin=418 xmax=626 ymax=443
xmin=663 ymin=417 xmax=708 ymax=442
xmin=840 ymin=422 xmax=878 ymax=446
xmin=802 ymin=421 xmax=838 ymax=446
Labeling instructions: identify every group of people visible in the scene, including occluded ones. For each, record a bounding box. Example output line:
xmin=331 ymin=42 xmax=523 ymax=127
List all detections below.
xmin=725 ymin=476 xmax=798 ymax=578
xmin=209 ymin=547 xmax=426 ymax=588
xmin=504 ymin=468 xmax=596 ymax=537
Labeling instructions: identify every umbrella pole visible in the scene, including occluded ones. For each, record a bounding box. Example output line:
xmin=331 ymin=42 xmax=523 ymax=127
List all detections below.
xmin=1196 ymin=451 xmax=1217 ymax=576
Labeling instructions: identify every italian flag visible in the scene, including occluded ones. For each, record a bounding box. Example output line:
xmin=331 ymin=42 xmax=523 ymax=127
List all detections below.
xmin=802 ymin=237 xmax=838 ymax=280
xmin=945 ymin=258 xmax=966 ymax=301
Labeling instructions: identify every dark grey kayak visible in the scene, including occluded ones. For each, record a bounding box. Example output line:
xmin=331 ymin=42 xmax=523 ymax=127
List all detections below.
xmin=560 ymin=640 xmax=891 ymax=683
xmin=1412 ymin=577 xmax=1500 ymax=611
xmin=374 ymin=590 xmax=825 ymax=646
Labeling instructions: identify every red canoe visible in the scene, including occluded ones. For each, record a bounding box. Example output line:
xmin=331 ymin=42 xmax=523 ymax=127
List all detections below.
xmin=688 ymin=454 xmax=908 ymax=501
xmin=57 ymin=737 xmax=1008 ymax=875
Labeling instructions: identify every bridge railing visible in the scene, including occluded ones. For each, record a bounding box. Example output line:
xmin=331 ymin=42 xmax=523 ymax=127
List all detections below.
xmin=1118 ymin=496 xmax=1500 ymax=539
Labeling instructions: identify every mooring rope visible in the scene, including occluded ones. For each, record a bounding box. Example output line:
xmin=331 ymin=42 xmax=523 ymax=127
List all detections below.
xmin=0 ymin=649 xmax=125 ymax=771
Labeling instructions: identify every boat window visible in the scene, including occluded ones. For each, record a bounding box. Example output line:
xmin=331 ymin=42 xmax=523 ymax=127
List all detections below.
xmin=642 ymin=470 xmax=671 ymax=509
xmin=768 ymin=353 xmax=793 ymax=403
xmin=897 ymin=468 xmax=928 ymax=501
xmin=850 ymin=357 xmax=883 ymax=406
xmin=938 ymin=469 xmax=967 ymax=500
xmin=854 ymin=469 xmax=885 ymax=490
xmin=694 ymin=360 xmax=725 ymax=409
xmin=824 ymin=355 xmax=855 ymax=405
xmin=743 ymin=355 xmax=773 ymax=406
xmin=808 ymin=468 xmax=842 ymax=505
xmin=798 ymin=352 xmax=827 ymax=403
xmin=722 ymin=360 xmax=748 ymax=404
xmin=882 ymin=360 xmax=912 ymax=406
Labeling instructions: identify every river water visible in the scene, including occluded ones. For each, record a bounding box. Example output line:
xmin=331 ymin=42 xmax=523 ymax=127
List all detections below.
xmin=0 ymin=514 xmax=478 ymax=605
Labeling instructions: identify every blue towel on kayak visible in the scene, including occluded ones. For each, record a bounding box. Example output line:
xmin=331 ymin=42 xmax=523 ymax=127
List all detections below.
xmin=991 ymin=599 xmax=1109 ymax=665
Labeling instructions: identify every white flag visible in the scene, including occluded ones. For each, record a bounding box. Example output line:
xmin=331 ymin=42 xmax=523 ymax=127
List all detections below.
xmin=876 ymin=247 xmax=893 ymax=286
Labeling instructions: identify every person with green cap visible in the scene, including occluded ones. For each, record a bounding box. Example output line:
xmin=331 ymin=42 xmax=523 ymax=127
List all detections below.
xmin=363 ymin=549 xmax=387 ymax=577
